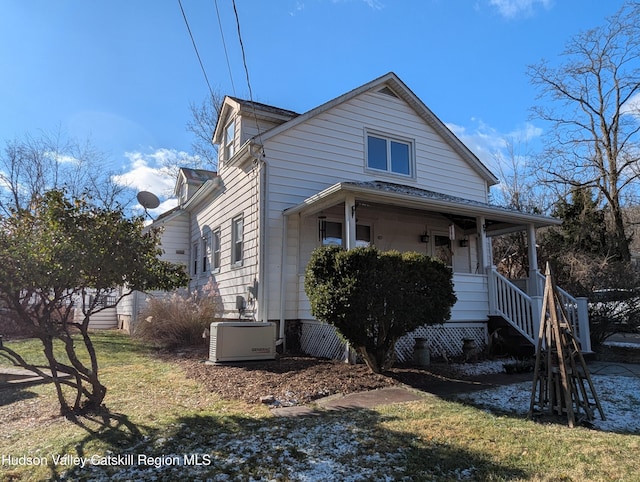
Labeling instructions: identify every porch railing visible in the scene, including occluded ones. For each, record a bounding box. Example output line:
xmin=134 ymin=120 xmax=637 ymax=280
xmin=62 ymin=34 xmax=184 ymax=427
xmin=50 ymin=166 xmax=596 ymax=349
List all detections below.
xmin=489 ymin=269 xmax=537 ymax=345
xmin=489 ymin=268 xmax=591 ymax=352
xmin=534 ymin=272 xmax=591 ymax=352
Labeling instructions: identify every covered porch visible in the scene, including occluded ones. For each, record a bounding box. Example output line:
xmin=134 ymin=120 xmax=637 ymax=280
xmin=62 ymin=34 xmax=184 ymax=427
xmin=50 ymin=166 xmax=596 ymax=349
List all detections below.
xmin=283 ymin=180 xmax=591 ymax=357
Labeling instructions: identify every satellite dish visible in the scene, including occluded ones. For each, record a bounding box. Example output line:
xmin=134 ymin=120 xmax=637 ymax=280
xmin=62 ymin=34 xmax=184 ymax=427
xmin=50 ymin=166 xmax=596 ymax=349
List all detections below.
xmin=137 ymin=191 xmax=160 ymax=210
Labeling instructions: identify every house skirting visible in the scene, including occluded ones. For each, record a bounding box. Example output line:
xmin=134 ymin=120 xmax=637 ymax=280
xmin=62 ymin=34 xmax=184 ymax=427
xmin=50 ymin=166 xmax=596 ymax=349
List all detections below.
xmin=295 ymin=319 xmax=488 ymax=362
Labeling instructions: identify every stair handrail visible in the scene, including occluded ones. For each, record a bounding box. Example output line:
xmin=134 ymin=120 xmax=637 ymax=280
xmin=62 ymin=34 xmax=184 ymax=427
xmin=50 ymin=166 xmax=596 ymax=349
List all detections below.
xmin=489 ymin=268 xmax=536 ymax=344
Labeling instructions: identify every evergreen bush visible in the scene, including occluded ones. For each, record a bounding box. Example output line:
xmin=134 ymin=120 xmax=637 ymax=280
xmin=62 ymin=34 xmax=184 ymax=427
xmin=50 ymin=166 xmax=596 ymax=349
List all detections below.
xmin=304 ymin=246 xmax=456 ymax=373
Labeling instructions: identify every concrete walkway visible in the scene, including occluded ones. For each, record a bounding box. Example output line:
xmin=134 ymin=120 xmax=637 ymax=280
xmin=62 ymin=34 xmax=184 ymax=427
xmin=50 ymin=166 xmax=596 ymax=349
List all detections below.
xmin=0 ymin=366 xmax=69 ymax=389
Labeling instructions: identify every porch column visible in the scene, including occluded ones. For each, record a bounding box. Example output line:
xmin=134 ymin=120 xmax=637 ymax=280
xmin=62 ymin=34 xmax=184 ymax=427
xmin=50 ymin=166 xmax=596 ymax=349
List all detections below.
xmin=477 ymin=216 xmax=492 ymax=273
xmin=527 ymin=223 xmax=541 ymax=296
xmin=344 ymin=194 xmax=356 ymax=250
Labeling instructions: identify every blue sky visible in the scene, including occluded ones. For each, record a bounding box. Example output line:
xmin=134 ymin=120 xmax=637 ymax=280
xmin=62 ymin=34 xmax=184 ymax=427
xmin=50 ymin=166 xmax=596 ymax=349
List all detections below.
xmin=0 ymin=0 xmax=626 ymax=213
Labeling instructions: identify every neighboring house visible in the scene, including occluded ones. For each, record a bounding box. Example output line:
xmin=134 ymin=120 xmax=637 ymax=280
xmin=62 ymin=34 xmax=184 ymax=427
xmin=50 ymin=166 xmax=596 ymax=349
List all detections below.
xmin=115 ymin=203 xmax=193 ymax=333
xmin=138 ymin=72 xmax=592 ymax=359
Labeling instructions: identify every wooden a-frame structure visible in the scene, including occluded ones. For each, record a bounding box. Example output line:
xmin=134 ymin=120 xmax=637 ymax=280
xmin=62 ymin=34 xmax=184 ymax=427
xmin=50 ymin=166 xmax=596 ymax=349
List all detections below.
xmin=528 ymin=264 xmax=605 ymax=428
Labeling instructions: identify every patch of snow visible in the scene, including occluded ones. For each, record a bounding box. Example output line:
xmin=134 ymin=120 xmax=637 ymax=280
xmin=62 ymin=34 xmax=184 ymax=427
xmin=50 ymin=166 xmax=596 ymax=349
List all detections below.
xmin=457 ymin=374 xmax=640 ymax=433
xmin=451 ymin=358 xmax=516 ymax=376
xmin=61 ymin=419 xmax=409 ymax=481
xmin=603 ymin=341 xmax=640 ymax=348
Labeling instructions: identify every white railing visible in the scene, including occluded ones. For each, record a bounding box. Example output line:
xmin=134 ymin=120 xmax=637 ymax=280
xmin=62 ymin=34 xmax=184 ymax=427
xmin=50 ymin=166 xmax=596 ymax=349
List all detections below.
xmin=488 ymin=269 xmax=591 ymax=353
xmin=534 ymin=272 xmax=591 ymax=352
xmin=489 ymin=268 xmax=537 ymax=344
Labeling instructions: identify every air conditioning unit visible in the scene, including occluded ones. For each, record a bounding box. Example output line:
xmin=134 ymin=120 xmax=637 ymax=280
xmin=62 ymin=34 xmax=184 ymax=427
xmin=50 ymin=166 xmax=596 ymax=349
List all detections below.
xmin=209 ymin=321 xmax=276 ymax=363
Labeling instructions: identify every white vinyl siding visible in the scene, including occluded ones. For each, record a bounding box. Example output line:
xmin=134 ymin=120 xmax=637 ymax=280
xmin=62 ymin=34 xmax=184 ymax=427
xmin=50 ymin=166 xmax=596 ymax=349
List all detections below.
xmin=263 ymin=89 xmax=489 ymax=320
xmin=188 ymin=158 xmax=259 ymax=319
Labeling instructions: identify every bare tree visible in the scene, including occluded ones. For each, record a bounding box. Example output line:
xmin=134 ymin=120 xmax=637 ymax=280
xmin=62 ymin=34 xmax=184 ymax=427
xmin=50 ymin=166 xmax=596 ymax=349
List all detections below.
xmin=185 ymin=91 xmax=224 ymax=170
xmin=0 ymin=128 xmax=133 ymax=215
xmin=490 ymin=137 xmax=549 ymax=278
xmin=528 ymin=1 xmax=640 ymax=262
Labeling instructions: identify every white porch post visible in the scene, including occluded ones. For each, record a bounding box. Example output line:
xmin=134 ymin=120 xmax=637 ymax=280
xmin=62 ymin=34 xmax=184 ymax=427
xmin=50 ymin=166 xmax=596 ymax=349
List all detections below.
xmin=477 ymin=216 xmax=492 ymax=273
xmin=344 ymin=194 xmax=356 ymax=250
xmin=527 ymin=223 xmax=541 ymax=297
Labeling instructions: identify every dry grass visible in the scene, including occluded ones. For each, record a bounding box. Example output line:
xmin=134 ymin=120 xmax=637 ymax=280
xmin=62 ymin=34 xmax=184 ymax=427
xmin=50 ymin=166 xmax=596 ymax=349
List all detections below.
xmin=133 ymin=282 xmax=222 ymax=348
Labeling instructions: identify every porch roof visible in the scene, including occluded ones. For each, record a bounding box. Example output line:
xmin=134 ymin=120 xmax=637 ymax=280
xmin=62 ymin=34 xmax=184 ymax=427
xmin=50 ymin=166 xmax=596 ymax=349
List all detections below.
xmin=283 ymin=180 xmax=561 ymax=234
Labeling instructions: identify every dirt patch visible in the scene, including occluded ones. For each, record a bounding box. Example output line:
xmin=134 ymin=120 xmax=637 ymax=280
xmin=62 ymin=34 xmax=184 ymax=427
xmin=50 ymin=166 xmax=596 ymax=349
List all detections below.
xmin=163 ymin=348 xmax=513 ymax=406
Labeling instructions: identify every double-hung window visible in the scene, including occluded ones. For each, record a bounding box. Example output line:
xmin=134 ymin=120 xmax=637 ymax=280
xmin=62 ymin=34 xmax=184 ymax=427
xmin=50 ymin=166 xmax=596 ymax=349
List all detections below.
xmin=366 ymin=133 xmax=412 ymax=176
xmin=231 ymin=215 xmax=243 ymax=265
xmin=224 ymin=120 xmax=235 ymax=160
xmin=212 ymin=228 xmax=221 ymax=272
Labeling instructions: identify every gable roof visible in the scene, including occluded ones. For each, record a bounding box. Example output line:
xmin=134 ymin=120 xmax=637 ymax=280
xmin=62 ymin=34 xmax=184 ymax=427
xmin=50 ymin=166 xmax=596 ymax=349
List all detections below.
xmin=257 ymin=72 xmax=499 ymax=186
xmin=212 ymin=96 xmax=299 ymax=145
xmin=173 ymin=167 xmax=217 ymax=197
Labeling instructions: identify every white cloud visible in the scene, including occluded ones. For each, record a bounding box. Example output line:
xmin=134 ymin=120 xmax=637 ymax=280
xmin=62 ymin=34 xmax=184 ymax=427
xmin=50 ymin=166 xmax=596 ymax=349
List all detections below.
xmin=361 ymin=0 xmax=384 ymax=9
xmin=112 ymin=154 xmax=174 ymax=196
xmin=45 ymin=151 xmax=79 ymax=165
xmin=488 ymin=0 xmax=553 ymax=19
xmin=329 ymin=0 xmax=384 ymax=10
xmin=112 ymin=148 xmax=201 ymax=216
xmin=446 ymin=119 xmax=542 ymax=174
xmin=289 ymin=2 xmax=305 ymax=16
xmin=621 ymin=92 xmax=640 ymax=119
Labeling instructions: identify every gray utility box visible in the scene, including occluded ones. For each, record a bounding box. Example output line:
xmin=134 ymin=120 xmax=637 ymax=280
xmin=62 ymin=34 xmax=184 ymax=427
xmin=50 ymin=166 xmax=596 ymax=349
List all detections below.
xmin=209 ymin=321 xmax=276 ymax=363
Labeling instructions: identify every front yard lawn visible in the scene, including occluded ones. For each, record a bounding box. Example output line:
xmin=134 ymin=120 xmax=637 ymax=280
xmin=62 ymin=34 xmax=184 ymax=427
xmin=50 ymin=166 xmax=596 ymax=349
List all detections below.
xmin=1 ymin=331 xmax=638 ymax=481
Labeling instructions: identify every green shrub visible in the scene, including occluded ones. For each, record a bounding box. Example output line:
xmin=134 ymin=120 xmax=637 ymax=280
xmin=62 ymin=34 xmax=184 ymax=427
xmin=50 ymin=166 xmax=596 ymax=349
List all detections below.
xmin=304 ymin=246 xmax=457 ymax=373
xmin=134 ymin=281 xmax=222 ymax=349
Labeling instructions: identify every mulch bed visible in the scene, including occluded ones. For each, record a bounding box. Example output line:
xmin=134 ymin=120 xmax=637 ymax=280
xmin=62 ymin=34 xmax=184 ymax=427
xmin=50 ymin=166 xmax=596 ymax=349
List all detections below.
xmin=162 ymin=348 xmax=529 ymax=405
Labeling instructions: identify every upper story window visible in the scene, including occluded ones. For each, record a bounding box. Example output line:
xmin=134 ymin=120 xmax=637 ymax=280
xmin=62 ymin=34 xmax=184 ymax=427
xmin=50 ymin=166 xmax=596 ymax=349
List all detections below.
xmin=366 ymin=133 xmax=413 ymax=176
xmin=231 ymin=215 xmax=243 ymax=266
xmin=224 ymin=120 xmax=235 ymax=160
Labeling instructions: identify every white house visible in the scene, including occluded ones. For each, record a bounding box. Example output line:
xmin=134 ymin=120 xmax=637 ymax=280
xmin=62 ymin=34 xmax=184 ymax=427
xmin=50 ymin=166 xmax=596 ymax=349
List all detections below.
xmin=138 ymin=72 xmax=591 ymax=360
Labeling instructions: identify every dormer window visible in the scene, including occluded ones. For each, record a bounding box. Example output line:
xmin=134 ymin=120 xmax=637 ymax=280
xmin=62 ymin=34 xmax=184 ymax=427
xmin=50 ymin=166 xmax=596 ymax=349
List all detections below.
xmin=224 ymin=120 xmax=235 ymax=160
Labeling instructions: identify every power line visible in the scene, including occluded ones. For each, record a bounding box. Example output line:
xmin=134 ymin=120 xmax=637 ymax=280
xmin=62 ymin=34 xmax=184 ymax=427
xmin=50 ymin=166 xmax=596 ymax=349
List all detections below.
xmin=178 ymin=0 xmax=215 ymax=97
xmin=231 ymin=0 xmax=263 ymax=145
xmin=214 ymin=0 xmax=236 ymax=97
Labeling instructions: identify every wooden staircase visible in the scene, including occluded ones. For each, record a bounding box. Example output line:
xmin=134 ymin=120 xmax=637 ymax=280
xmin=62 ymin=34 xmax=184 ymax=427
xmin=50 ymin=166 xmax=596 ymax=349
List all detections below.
xmin=489 ymin=268 xmax=591 ymax=357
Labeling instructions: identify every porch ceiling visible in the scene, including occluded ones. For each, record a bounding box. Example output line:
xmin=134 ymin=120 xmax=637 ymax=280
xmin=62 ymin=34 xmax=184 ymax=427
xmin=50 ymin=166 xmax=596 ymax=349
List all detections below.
xmin=283 ymin=180 xmax=560 ymax=233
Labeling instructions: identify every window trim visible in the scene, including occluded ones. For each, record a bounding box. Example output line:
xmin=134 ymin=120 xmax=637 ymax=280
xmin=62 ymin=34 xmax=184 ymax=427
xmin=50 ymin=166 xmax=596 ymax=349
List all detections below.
xmin=231 ymin=215 xmax=244 ymax=266
xmin=365 ymin=130 xmax=415 ymax=178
